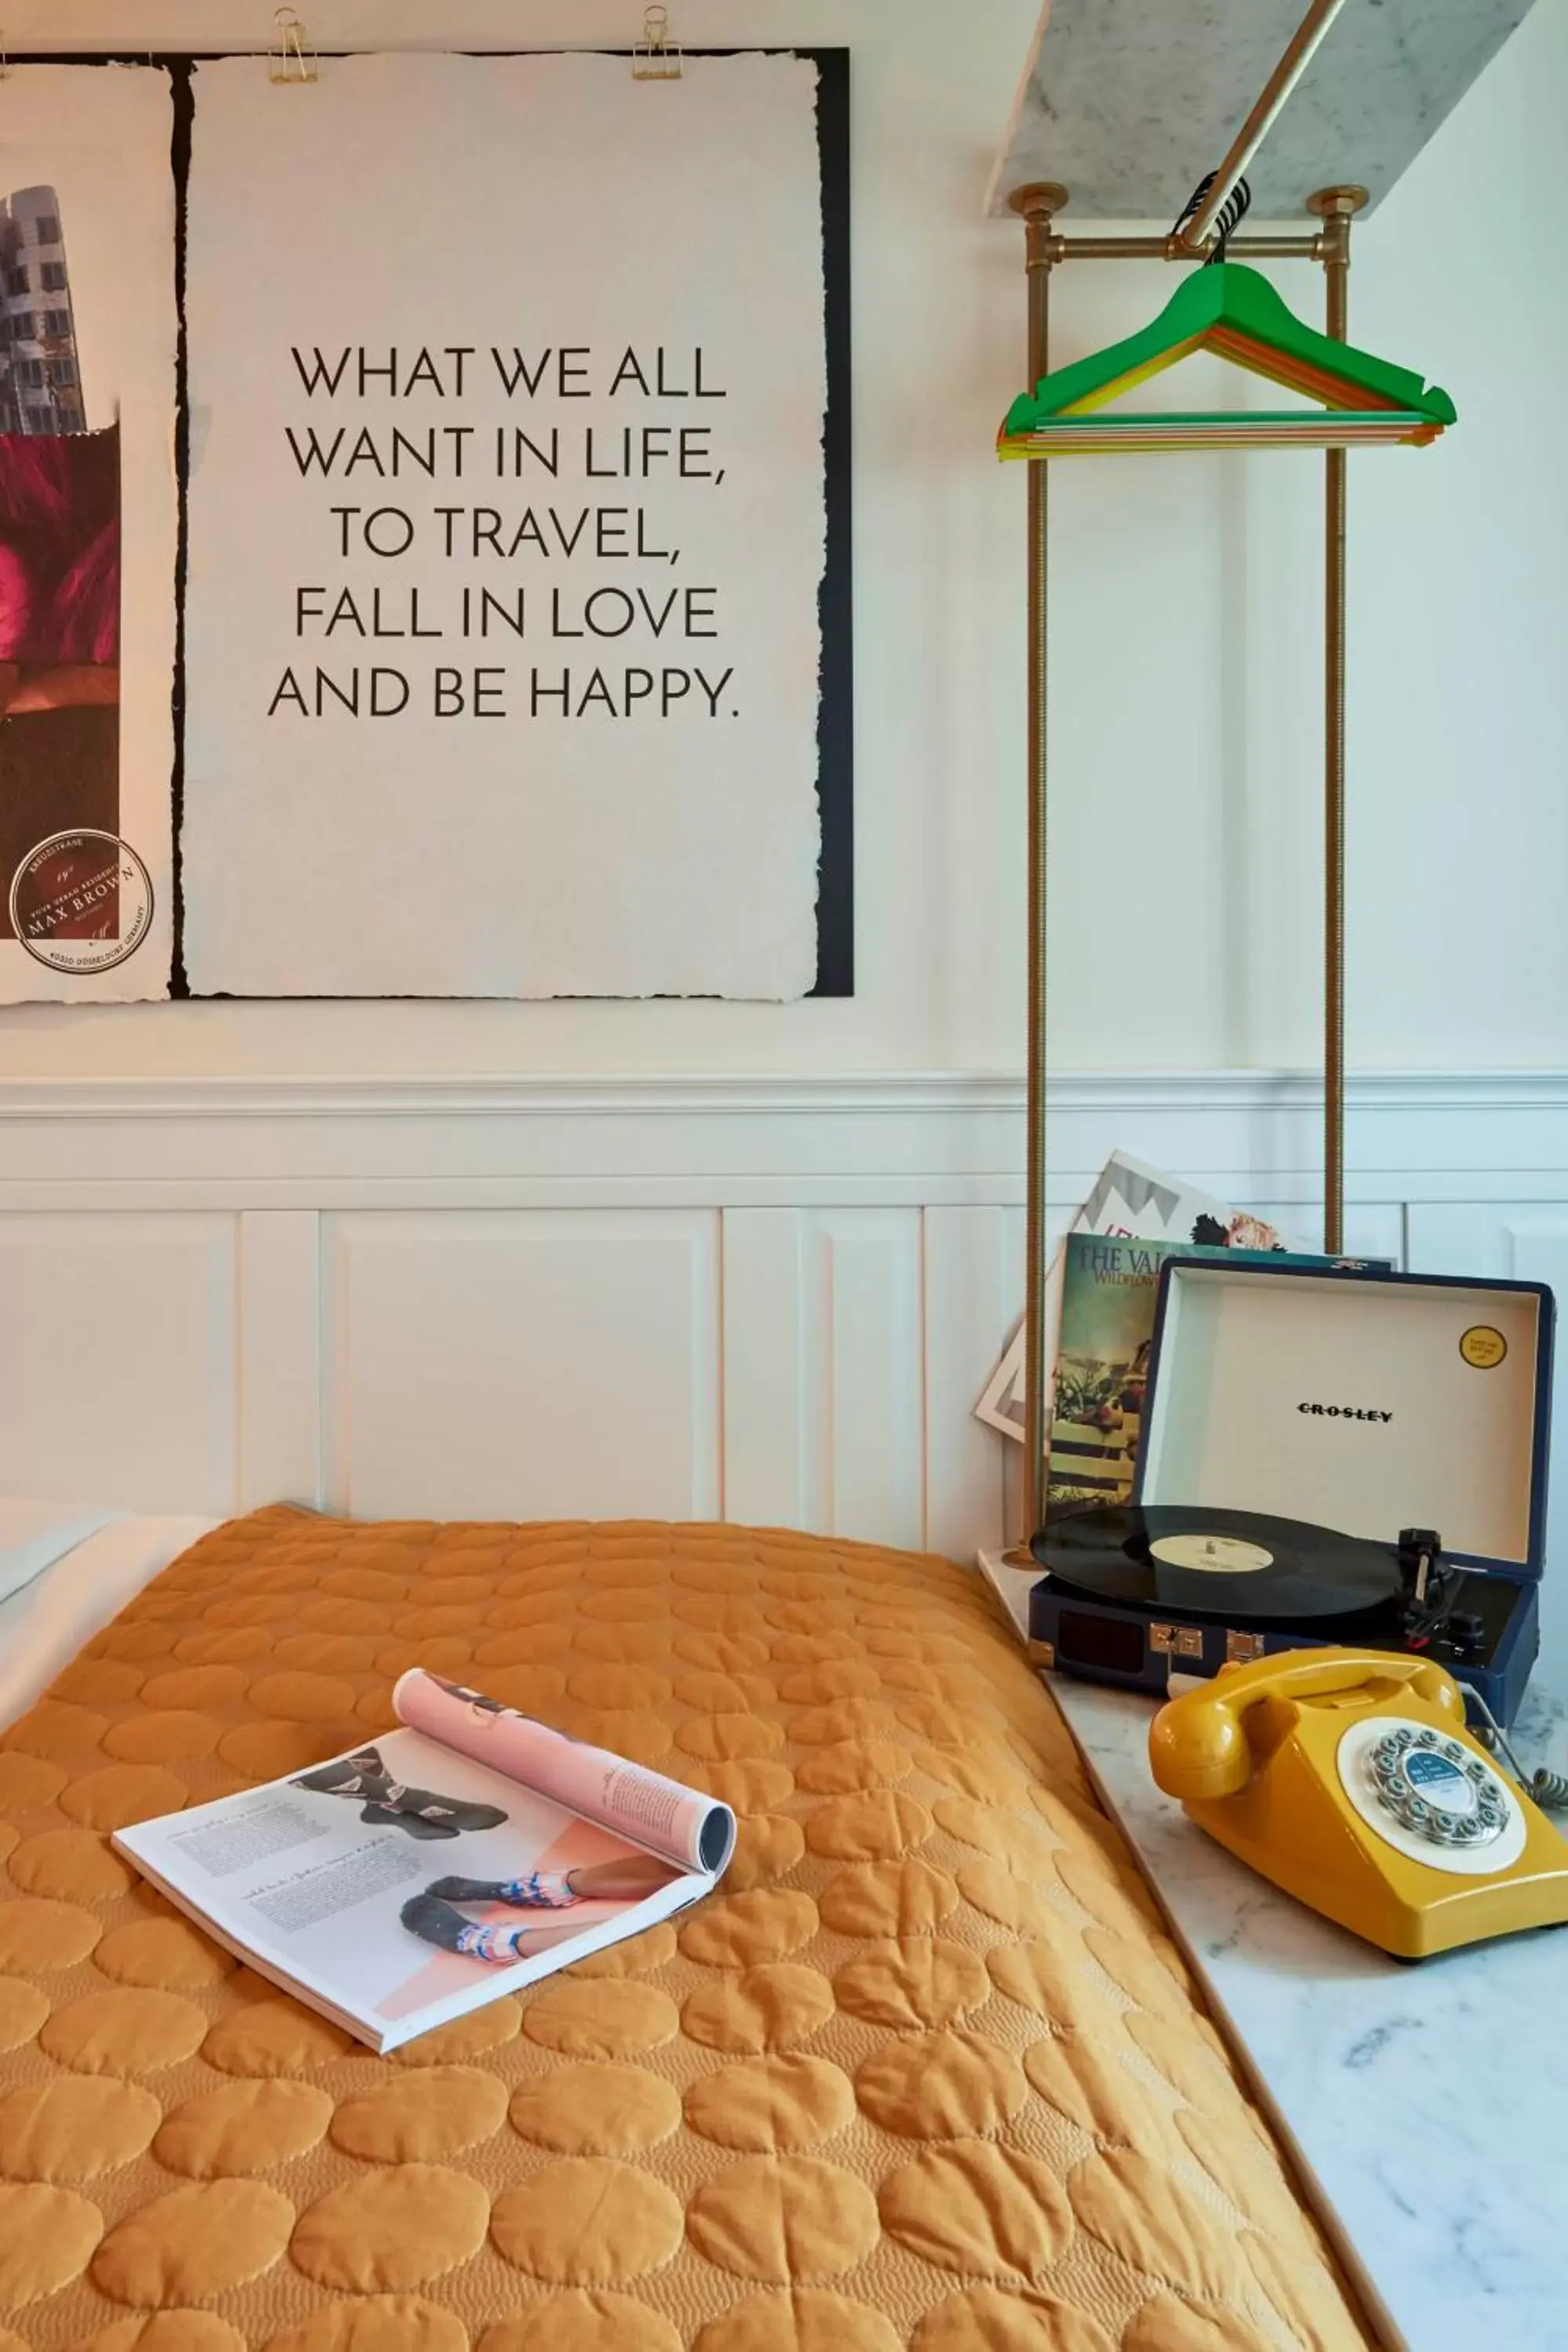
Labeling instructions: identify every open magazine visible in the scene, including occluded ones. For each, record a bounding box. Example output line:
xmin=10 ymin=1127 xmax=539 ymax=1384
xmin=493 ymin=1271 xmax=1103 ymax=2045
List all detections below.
xmin=114 ymin=1669 xmax=736 ymax=2053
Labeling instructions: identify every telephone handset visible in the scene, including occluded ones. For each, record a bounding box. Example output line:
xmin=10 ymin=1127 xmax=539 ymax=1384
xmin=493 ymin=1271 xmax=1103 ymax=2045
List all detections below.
xmin=1149 ymin=1646 xmax=1568 ymax=1958
xmin=1150 ymin=1650 xmax=1465 ymax=1798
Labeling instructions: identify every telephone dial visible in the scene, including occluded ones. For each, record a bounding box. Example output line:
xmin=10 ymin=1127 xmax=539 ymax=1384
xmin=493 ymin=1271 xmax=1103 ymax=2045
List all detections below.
xmin=1149 ymin=1647 xmax=1568 ymax=1958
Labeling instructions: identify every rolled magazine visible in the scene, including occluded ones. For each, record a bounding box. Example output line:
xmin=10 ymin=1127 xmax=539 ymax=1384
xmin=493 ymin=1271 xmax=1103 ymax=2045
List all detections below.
xmin=394 ymin=1668 xmax=735 ymax=1874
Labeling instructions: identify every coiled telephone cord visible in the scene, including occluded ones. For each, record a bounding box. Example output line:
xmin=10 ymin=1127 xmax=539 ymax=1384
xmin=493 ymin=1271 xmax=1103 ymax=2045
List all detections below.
xmin=1466 ymin=1688 xmax=1568 ymax=1813
xmin=1526 ymin=1765 xmax=1568 ymax=1811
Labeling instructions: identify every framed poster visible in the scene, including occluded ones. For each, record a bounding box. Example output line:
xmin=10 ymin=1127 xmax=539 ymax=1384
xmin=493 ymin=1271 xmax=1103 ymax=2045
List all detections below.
xmin=0 ymin=66 xmax=178 ymax=1002
xmin=180 ymin=50 xmax=851 ymax=1000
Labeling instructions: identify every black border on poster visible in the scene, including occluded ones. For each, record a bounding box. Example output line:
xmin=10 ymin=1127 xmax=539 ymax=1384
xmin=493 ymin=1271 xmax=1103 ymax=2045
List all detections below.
xmin=810 ymin=49 xmax=854 ymax=997
xmin=16 ymin=47 xmax=853 ymax=1000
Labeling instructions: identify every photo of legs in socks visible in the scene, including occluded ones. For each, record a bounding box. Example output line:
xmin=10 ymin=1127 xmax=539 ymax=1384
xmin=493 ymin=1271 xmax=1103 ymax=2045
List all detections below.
xmin=292 ymin=1746 xmax=510 ymax=1840
xmin=401 ymin=1852 xmax=678 ymax=1965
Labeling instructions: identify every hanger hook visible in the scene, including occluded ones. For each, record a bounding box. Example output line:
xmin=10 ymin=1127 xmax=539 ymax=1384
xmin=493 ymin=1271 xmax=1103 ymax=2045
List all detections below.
xmin=1174 ymin=169 xmax=1253 ymax=263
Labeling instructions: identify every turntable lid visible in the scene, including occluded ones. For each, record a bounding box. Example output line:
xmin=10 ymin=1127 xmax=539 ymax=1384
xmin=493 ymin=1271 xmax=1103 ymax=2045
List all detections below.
xmin=1137 ymin=1262 xmax=1552 ymax=1576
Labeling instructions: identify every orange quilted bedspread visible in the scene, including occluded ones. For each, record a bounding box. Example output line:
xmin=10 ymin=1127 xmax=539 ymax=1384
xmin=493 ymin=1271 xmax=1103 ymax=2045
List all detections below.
xmin=0 ymin=1509 xmax=1370 ymax=2351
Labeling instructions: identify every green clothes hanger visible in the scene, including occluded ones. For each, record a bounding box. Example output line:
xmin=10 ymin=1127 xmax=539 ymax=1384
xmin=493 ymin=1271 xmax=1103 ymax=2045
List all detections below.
xmin=999 ymin=262 xmax=1455 ymax=457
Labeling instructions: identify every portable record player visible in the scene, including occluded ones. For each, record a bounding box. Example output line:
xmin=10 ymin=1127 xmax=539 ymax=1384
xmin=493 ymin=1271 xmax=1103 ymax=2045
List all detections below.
xmin=1028 ymin=1260 xmax=1555 ymax=1726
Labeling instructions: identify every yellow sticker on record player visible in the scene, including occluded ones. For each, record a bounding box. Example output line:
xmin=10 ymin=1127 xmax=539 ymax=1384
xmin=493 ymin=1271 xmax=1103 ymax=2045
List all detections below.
xmin=1460 ymin=1324 xmax=1508 ymax=1370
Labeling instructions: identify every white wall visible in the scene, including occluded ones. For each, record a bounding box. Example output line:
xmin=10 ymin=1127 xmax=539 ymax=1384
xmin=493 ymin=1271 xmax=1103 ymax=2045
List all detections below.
xmin=0 ymin=0 xmax=1562 ymax=1080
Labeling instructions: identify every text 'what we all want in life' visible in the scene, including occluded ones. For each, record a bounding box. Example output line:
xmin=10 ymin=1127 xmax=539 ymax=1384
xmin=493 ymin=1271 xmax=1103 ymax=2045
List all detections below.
xmin=267 ymin=343 xmax=751 ymax=724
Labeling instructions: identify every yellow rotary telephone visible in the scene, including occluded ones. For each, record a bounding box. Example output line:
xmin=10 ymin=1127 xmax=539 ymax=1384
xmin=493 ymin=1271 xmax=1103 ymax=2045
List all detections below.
xmin=1149 ymin=1648 xmax=1568 ymax=1958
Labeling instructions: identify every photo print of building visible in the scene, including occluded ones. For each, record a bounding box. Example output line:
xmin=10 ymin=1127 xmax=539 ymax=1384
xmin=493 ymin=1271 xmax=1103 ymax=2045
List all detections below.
xmin=0 ymin=179 xmax=118 ymax=943
xmin=0 ymin=66 xmax=178 ymax=1004
xmin=0 ymin=416 xmax=122 ymax=946
xmin=0 ymin=187 xmax=85 ymax=434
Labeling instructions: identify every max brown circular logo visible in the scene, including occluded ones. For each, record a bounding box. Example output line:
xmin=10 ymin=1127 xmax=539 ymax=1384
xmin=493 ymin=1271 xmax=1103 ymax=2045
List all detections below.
xmin=9 ymin=832 xmax=154 ymax=974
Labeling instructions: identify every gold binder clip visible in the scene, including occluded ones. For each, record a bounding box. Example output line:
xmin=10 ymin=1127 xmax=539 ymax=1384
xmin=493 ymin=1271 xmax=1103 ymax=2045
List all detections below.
xmin=632 ymin=5 xmax=681 ymax=82
xmin=269 ymin=8 xmax=318 ymax=85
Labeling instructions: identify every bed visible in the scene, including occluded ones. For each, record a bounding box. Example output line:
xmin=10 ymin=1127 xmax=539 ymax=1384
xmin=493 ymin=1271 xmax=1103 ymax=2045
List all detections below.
xmin=0 ymin=1506 xmax=1371 ymax=2350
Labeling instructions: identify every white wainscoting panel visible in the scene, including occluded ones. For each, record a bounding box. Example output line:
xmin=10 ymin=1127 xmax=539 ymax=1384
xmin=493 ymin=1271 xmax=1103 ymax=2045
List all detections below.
xmin=238 ymin=1210 xmax=320 ymax=1512
xmin=722 ymin=1210 xmax=812 ymax=1534
xmin=923 ymin=1205 xmax=1024 ymax=1562
xmin=1 ymin=1073 xmax=1566 ymax=1566
xmin=0 ymin=1211 xmax=237 ymax=1513
xmin=808 ymin=1209 xmax=924 ymax=1552
xmin=319 ymin=1210 xmax=720 ymax=1525
xmin=724 ymin=1209 xmax=925 ymax=1550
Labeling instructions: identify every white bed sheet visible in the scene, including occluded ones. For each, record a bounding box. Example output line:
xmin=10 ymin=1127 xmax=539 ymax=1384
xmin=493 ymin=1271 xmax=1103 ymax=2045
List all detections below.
xmin=0 ymin=1497 xmax=129 ymax=1604
xmin=0 ymin=1514 xmax=219 ymax=1727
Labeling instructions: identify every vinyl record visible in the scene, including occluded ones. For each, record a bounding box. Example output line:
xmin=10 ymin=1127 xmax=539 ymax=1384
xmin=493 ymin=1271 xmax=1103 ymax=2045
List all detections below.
xmin=1032 ymin=1503 xmax=1402 ymax=1625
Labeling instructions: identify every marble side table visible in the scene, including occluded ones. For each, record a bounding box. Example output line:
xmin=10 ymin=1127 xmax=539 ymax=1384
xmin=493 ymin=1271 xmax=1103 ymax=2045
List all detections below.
xmin=980 ymin=1552 xmax=1568 ymax=2352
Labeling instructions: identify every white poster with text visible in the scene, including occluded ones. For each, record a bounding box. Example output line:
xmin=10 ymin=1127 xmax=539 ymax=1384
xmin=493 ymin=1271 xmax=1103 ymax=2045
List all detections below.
xmin=182 ymin=51 xmax=833 ymax=999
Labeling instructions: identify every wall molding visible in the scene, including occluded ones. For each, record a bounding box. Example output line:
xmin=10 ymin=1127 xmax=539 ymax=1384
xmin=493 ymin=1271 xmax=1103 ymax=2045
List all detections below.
xmin=5 ymin=1067 xmax=1568 ymax=1121
xmin=3 ymin=1068 xmax=1566 ymax=1209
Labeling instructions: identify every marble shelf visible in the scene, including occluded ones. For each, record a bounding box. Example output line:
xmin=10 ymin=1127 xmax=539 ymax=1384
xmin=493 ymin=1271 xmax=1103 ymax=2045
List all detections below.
xmin=987 ymin=0 xmax=1537 ymax=221
xmin=979 ymin=1550 xmax=1568 ymax=2352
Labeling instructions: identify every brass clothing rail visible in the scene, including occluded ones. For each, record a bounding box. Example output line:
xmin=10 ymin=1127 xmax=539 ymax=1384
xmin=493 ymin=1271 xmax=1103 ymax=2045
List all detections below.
xmin=1044 ymin=234 xmax=1323 ymax=261
xmin=1004 ymin=173 xmax=1367 ymax=1546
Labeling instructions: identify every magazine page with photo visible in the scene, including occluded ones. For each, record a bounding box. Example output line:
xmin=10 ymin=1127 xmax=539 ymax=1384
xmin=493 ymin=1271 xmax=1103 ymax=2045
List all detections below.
xmin=114 ymin=1670 xmax=735 ymax=2053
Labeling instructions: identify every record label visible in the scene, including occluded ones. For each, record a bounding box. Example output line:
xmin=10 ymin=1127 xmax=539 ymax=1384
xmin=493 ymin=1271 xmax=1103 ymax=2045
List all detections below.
xmin=1149 ymin=1533 xmax=1273 ymax=1574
